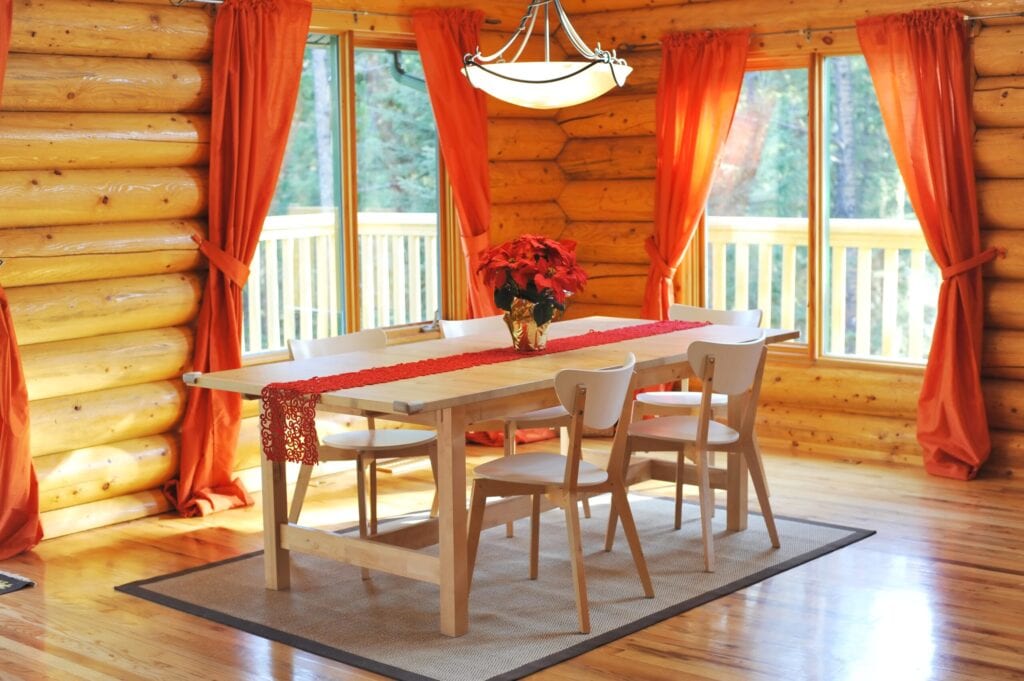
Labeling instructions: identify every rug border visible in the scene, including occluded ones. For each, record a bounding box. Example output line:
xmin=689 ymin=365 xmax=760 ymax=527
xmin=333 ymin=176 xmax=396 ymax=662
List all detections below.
xmin=115 ymin=503 xmax=875 ymax=681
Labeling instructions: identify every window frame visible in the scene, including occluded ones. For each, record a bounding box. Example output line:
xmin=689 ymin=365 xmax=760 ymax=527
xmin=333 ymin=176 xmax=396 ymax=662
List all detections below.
xmin=699 ymin=51 xmax=929 ymax=375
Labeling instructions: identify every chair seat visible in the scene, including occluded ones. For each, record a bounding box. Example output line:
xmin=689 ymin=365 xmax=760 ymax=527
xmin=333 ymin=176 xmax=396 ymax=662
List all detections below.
xmin=474 ymin=452 xmax=608 ymax=487
xmin=505 ymin=405 xmax=570 ymax=425
xmin=628 ymin=415 xmax=740 ymax=446
xmin=635 ymin=391 xmax=728 ymax=409
xmin=321 ymin=429 xmax=436 ymax=453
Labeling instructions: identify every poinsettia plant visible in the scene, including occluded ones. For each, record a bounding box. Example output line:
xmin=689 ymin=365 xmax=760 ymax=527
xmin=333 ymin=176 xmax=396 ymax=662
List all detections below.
xmin=477 ymin=234 xmax=588 ymax=325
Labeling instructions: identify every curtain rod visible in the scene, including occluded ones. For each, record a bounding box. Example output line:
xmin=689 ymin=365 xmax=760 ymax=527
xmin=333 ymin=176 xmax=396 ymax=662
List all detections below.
xmin=617 ymin=10 xmax=1024 ymax=52
xmin=169 ymin=0 xmax=502 ymax=24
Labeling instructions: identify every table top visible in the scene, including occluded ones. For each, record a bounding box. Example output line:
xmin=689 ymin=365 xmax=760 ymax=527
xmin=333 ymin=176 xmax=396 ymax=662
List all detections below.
xmin=191 ymin=317 xmax=798 ymax=415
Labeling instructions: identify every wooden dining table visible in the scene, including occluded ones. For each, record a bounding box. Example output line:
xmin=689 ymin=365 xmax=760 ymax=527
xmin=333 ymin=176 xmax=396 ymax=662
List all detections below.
xmin=189 ymin=316 xmax=798 ymax=637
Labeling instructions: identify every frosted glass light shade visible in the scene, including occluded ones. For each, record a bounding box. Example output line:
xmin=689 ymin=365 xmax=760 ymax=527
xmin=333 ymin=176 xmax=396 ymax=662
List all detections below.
xmin=463 ymin=61 xmax=632 ymax=110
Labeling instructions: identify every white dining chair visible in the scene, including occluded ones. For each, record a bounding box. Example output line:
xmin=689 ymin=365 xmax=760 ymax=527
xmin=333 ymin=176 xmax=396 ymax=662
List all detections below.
xmin=440 ymin=315 xmax=590 ymax=537
xmin=287 ymin=329 xmax=439 ymax=571
xmin=614 ymin=338 xmax=780 ymax=572
xmin=633 ymin=304 xmax=763 ymax=419
xmin=466 ymin=353 xmax=654 ymax=634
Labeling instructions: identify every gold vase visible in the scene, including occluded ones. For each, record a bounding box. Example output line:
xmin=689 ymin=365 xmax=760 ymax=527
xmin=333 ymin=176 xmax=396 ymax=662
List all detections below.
xmin=504 ymin=298 xmax=551 ymax=352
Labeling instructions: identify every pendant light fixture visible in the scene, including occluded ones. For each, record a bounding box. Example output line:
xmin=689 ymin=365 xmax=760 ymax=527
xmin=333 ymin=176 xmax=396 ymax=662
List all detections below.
xmin=462 ymin=0 xmax=632 ymax=110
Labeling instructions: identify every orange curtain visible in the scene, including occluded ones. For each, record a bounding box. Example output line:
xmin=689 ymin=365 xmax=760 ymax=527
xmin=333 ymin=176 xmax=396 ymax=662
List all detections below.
xmin=857 ymin=9 xmax=1001 ymax=480
xmin=412 ymin=9 xmax=497 ymax=319
xmin=166 ymin=0 xmax=311 ymax=516
xmin=642 ymin=29 xmax=749 ymax=320
xmin=0 ymin=0 xmax=43 ymax=560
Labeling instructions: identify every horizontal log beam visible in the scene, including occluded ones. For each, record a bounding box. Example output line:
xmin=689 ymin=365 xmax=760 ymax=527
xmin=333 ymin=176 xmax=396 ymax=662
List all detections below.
xmin=0 ymin=112 xmax=210 ymax=170
xmin=490 ymin=202 xmax=566 ymax=246
xmin=975 ymin=76 xmax=1024 ymax=128
xmin=488 ymin=118 xmax=566 ymax=161
xmin=39 ymin=488 xmax=172 ymax=539
xmin=984 ymin=279 xmax=1024 ymax=330
xmin=982 ymin=229 xmax=1024 ymax=279
xmin=559 ymin=136 xmax=657 ymax=180
xmin=5 ymin=273 xmax=203 ymax=345
xmin=984 ymin=328 xmax=1024 ymax=380
xmin=558 ymin=179 xmax=653 ymax=221
xmin=0 ymin=167 xmax=208 ymax=229
xmin=11 ymin=0 xmax=213 ymax=60
xmin=562 ymin=302 xmax=642 ymax=319
xmin=21 ymin=327 xmax=193 ymax=401
xmin=34 ymin=435 xmax=179 ymax=512
xmin=557 ymin=94 xmax=654 ymax=138
xmin=560 ymin=221 xmax=650 ymax=264
xmin=973 ymin=23 xmax=1024 ymax=77
xmin=978 ymin=178 xmax=1024 ymax=230
xmin=984 ymin=377 xmax=1024 ymax=431
xmin=490 ymin=161 xmax=566 ymax=204
xmin=29 ymin=380 xmax=186 ymax=457
xmin=1 ymin=53 xmax=211 ymax=113
xmin=988 ymin=429 xmax=1024 ymax=478
xmin=1 ymin=250 xmax=200 ymax=288
xmin=974 ymin=127 xmax=1024 ymax=179
xmin=759 ymin=362 xmax=922 ymax=419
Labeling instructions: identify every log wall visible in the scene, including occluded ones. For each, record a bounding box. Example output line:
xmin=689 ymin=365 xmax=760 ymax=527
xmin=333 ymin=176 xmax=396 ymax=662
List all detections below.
xmin=482 ymin=1 xmax=1024 ymax=475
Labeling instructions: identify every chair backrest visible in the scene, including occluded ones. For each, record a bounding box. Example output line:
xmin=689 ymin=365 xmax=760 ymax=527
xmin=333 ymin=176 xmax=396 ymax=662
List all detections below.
xmin=669 ymin=304 xmax=762 ymax=327
xmin=554 ymin=353 xmax=636 ymax=431
xmin=439 ymin=315 xmax=506 ymax=338
xmin=287 ymin=328 xmax=387 ymax=360
xmin=687 ymin=338 xmax=766 ymax=396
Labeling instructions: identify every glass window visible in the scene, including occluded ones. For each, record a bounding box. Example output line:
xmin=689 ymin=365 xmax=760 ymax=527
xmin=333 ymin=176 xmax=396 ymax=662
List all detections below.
xmin=706 ymin=69 xmax=810 ymax=343
xmin=821 ymin=55 xmax=939 ymax=362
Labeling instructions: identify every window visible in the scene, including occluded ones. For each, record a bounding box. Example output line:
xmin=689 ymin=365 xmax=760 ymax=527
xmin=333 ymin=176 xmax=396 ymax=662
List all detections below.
xmin=242 ymin=35 xmax=443 ymax=355
xmin=705 ymin=55 xmax=938 ymax=364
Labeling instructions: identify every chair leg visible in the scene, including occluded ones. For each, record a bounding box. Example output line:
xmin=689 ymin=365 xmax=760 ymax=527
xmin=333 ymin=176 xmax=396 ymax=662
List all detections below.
xmin=355 ymin=456 xmax=371 ymax=580
xmin=529 ymin=493 xmax=541 ymax=580
xmin=609 ymin=483 xmax=654 ymax=598
xmin=563 ymin=493 xmax=590 ymax=634
xmin=428 ymin=446 xmax=439 ymax=518
xmin=466 ymin=482 xmax=488 ymax=592
xmin=696 ymin=449 xmax=715 ymax=572
xmin=674 ymin=446 xmax=685 ymax=530
xmin=604 ymin=502 xmax=619 ymax=552
xmin=744 ymin=443 xmax=780 ymax=548
xmin=503 ymin=420 xmax=516 ymax=539
xmin=581 ymin=495 xmax=591 ymax=519
xmin=288 ymin=463 xmax=314 ymax=525
xmin=369 ymin=459 xmax=378 ymax=536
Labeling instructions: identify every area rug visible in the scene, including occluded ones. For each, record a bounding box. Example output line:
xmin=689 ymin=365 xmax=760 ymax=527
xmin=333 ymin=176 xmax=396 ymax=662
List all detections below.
xmin=0 ymin=571 xmax=34 ymax=595
xmin=116 ymin=495 xmax=873 ymax=681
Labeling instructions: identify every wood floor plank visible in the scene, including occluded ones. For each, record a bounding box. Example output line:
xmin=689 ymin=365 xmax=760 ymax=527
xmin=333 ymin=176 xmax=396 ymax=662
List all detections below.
xmin=0 ymin=443 xmax=1022 ymax=680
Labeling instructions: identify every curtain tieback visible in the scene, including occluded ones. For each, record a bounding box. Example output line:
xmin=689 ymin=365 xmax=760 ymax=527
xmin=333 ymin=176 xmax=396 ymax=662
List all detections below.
xmin=191 ymin=235 xmax=250 ymax=288
xmin=644 ymin=236 xmax=675 ymax=282
xmin=941 ymin=246 xmax=1006 ymax=281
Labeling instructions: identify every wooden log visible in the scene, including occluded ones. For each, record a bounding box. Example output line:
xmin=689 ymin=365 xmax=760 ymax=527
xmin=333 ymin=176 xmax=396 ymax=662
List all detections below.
xmin=1 ymin=53 xmax=211 ymax=113
xmin=490 ymin=201 xmax=566 ymax=245
xmin=21 ymin=327 xmax=193 ymax=401
xmin=983 ymin=328 xmax=1024 ymax=380
xmin=984 ymin=378 xmax=1024 ymax=431
xmin=759 ymin=362 xmax=922 ymax=419
xmin=5 ymin=273 xmax=203 ymax=346
xmin=574 ymin=262 xmax=648 ymax=307
xmin=39 ymin=488 xmax=172 ymax=539
xmin=560 ymin=221 xmax=651 ymax=264
xmin=562 ymin=302 xmax=642 ymax=319
xmin=988 ymin=429 xmax=1024 ymax=478
xmin=0 ymin=219 xmax=204 ymax=288
xmin=973 ymin=23 xmax=1024 ymax=77
xmin=755 ymin=404 xmax=921 ymax=465
xmin=557 ymin=94 xmax=654 ymax=138
xmin=34 ymin=435 xmax=179 ymax=512
xmin=974 ymin=127 xmax=1024 ymax=179
xmin=978 ymin=179 xmax=1024 ymax=230
xmin=757 ymin=432 xmax=923 ymax=467
xmin=975 ymin=76 xmax=1024 ymax=128
xmin=558 ymin=136 xmax=657 ymax=180
xmin=10 ymin=0 xmax=213 ymax=60
xmin=558 ymin=179 xmax=654 ymax=222
xmin=489 ymin=161 xmax=565 ymax=204
xmin=29 ymin=380 xmax=186 ymax=458
xmin=0 ymin=112 xmax=210 ymax=170
xmin=488 ymin=119 xmax=566 ymax=161
xmin=235 ymin=415 xmax=261 ymax=472
xmin=984 ymin=279 xmax=1024 ymax=330
xmin=568 ymin=0 xmax=1024 ymax=50
xmin=0 ymin=167 xmax=208 ymax=229
xmin=982 ymin=229 xmax=1024 ymax=279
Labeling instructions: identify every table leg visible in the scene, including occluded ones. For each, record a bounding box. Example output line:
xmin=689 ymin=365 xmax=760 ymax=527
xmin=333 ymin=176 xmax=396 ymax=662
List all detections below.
xmin=437 ymin=406 xmax=469 ymax=637
xmin=260 ymin=453 xmax=291 ymax=590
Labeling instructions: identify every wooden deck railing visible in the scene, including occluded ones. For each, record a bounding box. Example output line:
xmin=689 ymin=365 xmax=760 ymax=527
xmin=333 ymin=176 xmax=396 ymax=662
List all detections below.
xmin=706 ymin=215 xmax=938 ymax=362
xmin=241 ymin=211 xmax=438 ymax=354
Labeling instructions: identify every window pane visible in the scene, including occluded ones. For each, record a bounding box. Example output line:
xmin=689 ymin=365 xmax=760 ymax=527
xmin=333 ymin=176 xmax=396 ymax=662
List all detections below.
xmin=244 ymin=36 xmax=343 ymax=354
xmin=706 ymin=69 xmax=809 ymax=342
xmin=822 ymin=55 xmax=938 ymax=363
xmin=355 ymin=48 xmax=440 ymax=329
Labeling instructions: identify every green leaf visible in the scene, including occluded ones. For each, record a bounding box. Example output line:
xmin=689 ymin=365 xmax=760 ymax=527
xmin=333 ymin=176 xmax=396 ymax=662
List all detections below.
xmin=533 ymin=303 xmax=554 ymax=325
xmin=494 ymin=287 xmax=514 ymax=311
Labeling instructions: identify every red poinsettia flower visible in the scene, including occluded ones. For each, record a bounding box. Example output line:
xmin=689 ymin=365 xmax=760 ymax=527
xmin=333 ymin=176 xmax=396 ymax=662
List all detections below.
xmin=477 ymin=235 xmax=588 ymax=317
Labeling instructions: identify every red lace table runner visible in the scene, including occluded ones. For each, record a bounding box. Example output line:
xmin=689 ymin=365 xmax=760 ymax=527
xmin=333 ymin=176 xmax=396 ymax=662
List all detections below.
xmin=260 ymin=319 xmax=709 ymax=464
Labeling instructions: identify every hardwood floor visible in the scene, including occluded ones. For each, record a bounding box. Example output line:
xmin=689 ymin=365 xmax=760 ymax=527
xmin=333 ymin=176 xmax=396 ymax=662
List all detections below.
xmin=1 ymin=443 xmax=1022 ymax=681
